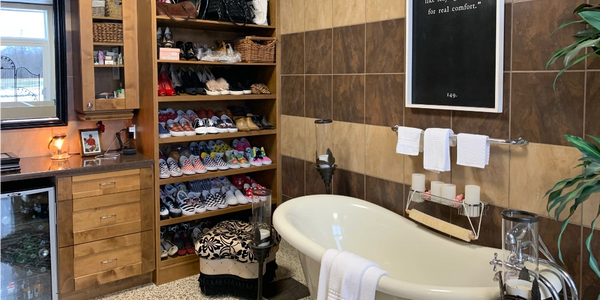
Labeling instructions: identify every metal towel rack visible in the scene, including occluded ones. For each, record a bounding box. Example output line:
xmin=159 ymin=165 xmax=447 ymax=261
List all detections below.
xmin=391 ymin=125 xmax=529 ymax=146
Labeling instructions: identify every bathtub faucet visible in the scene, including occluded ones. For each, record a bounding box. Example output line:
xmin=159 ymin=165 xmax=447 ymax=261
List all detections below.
xmin=489 ymin=252 xmax=578 ymax=300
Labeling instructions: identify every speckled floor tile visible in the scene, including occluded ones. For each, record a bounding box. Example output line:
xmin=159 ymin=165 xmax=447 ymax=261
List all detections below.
xmin=94 ymin=239 xmax=310 ymax=300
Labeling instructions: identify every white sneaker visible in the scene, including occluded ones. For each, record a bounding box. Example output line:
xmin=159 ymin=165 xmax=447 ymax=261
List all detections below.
xmin=232 ymin=186 xmax=248 ymax=204
xmin=222 ymin=186 xmax=238 ymax=206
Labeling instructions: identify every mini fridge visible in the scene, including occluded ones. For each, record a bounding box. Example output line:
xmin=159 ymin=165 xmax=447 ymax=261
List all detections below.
xmin=1 ymin=185 xmax=58 ymax=300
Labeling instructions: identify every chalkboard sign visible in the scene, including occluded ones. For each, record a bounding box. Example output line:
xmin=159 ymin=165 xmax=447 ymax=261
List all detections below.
xmin=406 ymin=0 xmax=504 ymax=113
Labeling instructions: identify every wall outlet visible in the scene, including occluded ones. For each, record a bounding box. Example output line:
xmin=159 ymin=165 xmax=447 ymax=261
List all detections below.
xmin=128 ymin=124 xmax=136 ymax=139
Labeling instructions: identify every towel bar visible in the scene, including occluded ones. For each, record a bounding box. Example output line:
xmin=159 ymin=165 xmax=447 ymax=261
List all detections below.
xmin=391 ymin=125 xmax=528 ymax=146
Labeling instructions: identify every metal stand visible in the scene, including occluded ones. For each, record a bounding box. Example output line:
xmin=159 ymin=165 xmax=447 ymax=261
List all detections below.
xmin=316 ymin=165 xmax=336 ymax=194
xmin=251 ymin=244 xmax=273 ymax=300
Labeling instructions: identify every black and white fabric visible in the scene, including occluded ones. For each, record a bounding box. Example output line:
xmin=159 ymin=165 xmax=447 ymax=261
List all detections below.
xmin=203 ymin=191 xmax=219 ymax=209
xmin=197 ymin=220 xmax=280 ymax=263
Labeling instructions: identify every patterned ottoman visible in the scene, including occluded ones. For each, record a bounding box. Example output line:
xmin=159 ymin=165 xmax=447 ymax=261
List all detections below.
xmin=195 ymin=220 xmax=280 ymax=298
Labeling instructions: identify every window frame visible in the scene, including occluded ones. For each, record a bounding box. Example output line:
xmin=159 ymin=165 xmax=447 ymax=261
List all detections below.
xmin=0 ymin=0 xmax=67 ymax=130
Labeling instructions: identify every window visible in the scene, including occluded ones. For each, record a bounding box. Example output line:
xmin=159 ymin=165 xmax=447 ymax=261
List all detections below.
xmin=0 ymin=2 xmax=55 ymax=118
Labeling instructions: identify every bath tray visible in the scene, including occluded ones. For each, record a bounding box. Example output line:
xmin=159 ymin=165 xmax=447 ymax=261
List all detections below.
xmin=406 ymin=190 xmax=488 ymax=242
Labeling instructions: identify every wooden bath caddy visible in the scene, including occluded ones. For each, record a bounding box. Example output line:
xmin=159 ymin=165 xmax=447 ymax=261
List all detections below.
xmin=405 ymin=190 xmax=488 ymax=242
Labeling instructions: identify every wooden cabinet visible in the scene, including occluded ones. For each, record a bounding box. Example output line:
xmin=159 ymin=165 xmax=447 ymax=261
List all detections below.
xmin=57 ymin=168 xmax=154 ymax=300
xmin=72 ymin=0 xmax=139 ymax=121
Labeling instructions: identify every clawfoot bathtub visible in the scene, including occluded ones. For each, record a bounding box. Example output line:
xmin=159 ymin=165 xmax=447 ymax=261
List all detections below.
xmin=273 ymin=195 xmax=559 ymax=300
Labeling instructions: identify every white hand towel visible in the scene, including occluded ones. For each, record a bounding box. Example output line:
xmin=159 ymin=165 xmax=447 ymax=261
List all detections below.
xmin=327 ymin=251 xmax=379 ymax=300
xmin=423 ymin=128 xmax=454 ymax=172
xmin=456 ymin=133 xmax=490 ymax=169
xmin=317 ymin=249 xmax=341 ymax=300
xmin=396 ymin=126 xmax=423 ymax=156
xmin=358 ymin=267 xmax=389 ymax=300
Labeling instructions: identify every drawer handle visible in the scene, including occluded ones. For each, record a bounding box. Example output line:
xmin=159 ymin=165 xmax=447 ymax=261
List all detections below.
xmin=101 ymin=258 xmax=117 ymax=264
xmin=100 ymin=182 xmax=116 ymax=187
xmin=100 ymin=214 xmax=116 ymax=219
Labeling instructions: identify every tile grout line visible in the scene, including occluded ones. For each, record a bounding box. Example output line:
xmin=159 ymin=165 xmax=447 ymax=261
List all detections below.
xmin=363 ymin=17 xmax=367 ymax=198
xmin=507 ymin=0 xmax=514 ymax=211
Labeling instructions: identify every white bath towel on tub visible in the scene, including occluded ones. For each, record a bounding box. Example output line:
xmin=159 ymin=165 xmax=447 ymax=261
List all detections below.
xmin=317 ymin=250 xmax=389 ymax=300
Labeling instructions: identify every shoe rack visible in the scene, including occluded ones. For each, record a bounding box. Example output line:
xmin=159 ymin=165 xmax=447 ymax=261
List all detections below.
xmin=74 ymin=0 xmax=139 ymax=121
xmin=135 ymin=1 xmax=280 ymax=285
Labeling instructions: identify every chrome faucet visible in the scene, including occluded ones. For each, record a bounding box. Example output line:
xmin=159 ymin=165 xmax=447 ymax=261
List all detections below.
xmin=489 ymin=235 xmax=579 ymax=300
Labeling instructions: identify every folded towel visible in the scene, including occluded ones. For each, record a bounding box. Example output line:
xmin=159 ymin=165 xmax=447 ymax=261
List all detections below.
xmin=396 ymin=126 xmax=423 ymax=156
xmin=327 ymin=251 xmax=382 ymax=300
xmin=423 ymin=128 xmax=454 ymax=173
xmin=456 ymin=133 xmax=490 ymax=169
xmin=317 ymin=249 xmax=341 ymax=300
xmin=359 ymin=267 xmax=389 ymax=300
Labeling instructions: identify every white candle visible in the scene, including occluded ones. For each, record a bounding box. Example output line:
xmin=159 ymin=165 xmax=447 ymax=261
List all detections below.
xmin=465 ymin=185 xmax=481 ymax=205
xmin=411 ymin=173 xmax=426 ymax=192
xmin=319 ymin=154 xmax=330 ymax=168
xmin=442 ymin=184 xmax=456 ymax=199
xmin=258 ymin=228 xmax=271 ymax=246
xmin=430 ymin=181 xmax=444 ymax=196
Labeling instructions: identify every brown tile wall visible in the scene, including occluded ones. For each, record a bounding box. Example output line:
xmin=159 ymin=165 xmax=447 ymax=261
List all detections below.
xmin=279 ymin=0 xmax=600 ymax=297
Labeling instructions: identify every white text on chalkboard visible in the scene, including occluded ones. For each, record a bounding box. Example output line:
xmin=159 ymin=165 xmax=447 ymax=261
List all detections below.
xmin=424 ymin=0 xmax=482 ymax=15
xmin=446 ymin=93 xmax=458 ymax=98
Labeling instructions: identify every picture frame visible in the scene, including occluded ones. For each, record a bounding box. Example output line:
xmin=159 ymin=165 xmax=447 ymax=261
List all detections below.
xmin=79 ymin=128 xmax=102 ymax=156
xmin=405 ymin=0 xmax=505 ymax=113
xmin=83 ymin=158 xmax=102 ymax=167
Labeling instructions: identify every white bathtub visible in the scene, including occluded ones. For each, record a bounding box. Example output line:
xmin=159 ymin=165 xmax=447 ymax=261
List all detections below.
xmin=273 ymin=195 xmax=549 ymax=300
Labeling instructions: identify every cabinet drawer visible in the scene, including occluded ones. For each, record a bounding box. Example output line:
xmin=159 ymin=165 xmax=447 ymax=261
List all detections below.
xmin=73 ymin=202 xmax=141 ymax=232
xmin=73 ymin=190 xmax=141 ymax=212
xmin=74 ymin=263 xmax=142 ymax=291
xmin=74 ymin=235 xmax=142 ymax=277
xmin=71 ymin=169 xmax=141 ymax=199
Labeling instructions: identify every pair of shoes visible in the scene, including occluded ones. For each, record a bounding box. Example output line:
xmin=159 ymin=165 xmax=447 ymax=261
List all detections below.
xmin=175 ymin=41 xmax=197 ymax=61
xmin=251 ymin=83 xmax=271 ymax=94
xmin=160 ymin=158 xmax=183 ymax=178
xmin=158 ymin=71 xmax=176 ymax=96
xmin=179 ymin=67 xmax=207 ymax=95
xmin=157 ymin=27 xmax=173 ymax=48
xmin=179 ymin=155 xmax=207 ymax=175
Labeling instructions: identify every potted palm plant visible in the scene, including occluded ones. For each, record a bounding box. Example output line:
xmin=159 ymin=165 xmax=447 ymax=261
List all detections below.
xmin=546 ymin=3 xmax=600 ymax=286
xmin=547 ymin=4 xmax=600 ymax=89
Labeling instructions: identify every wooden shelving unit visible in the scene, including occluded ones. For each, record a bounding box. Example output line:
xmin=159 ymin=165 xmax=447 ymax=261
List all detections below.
xmin=135 ymin=1 xmax=280 ymax=285
xmin=75 ymin=0 xmax=139 ymax=119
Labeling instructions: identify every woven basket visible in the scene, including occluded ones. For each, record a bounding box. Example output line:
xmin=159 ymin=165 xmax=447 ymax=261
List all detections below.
xmin=232 ymin=36 xmax=276 ymax=63
xmin=93 ymin=23 xmax=123 ymax=43
xmin=92 ymin=7 xmax=105 ymax=17
xmin=105 ymin=1 xmax=122 ymax=18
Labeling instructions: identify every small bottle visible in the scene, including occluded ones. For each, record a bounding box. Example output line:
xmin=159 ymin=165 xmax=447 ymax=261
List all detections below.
xmin=98 ymin=51 xmax=105 ymax=65
xmin=118 ymin=53 xmax=123 ymax=65
xmin=33 ymin=276 xmax=42 ymax=298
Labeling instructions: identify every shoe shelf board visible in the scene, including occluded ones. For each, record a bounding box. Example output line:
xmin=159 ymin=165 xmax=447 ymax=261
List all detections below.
xmin=160 ymin=203 xmax=254 ymax=226
xmin=157 ymin=60 xmax=276 ymax=66
xmin=157 ymin=94 xmax=277 ymax=102
xmin=158 ymin=164 xmax=277 ymax=185
xmin=156 ymin=16 xmax=275 ymax=33
xmin=159 ymin=253 xmax=199 ymax=269
xmin=159 ymin=129 xmax=277 ymax=144
xmin=94 ymin=65 xmax=124 ymax=68
xmin=93 ymin=42 xmax=124 ymax=46
xmin=157 ymin=254 xmax=200 ymax=285
xmin=92 ymin=16 xmax=123 ymax=21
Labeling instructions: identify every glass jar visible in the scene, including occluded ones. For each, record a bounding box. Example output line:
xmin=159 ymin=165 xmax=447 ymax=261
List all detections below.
xmin=48 ymin=133 xmax=70 ymax=160
xmin=315 ymin=119 xmax=333 ymax=168
xmin=251 ymin=189 xmax=272 ymax=247
xmin=502 ymin=210 xmax=539 ymax=299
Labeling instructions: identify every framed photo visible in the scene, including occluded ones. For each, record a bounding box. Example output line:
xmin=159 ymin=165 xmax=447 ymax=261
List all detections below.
xmin=79 ymin=128 xmax=102 ymax=156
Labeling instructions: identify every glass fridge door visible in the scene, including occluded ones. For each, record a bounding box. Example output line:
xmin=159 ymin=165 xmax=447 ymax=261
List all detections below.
xmin=1 ymin=187 xmax=57 ymax=300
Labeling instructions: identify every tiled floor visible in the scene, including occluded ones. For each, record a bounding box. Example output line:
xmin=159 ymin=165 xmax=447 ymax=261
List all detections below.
xmin=94 ymin=239 xmax=310 ymax=300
